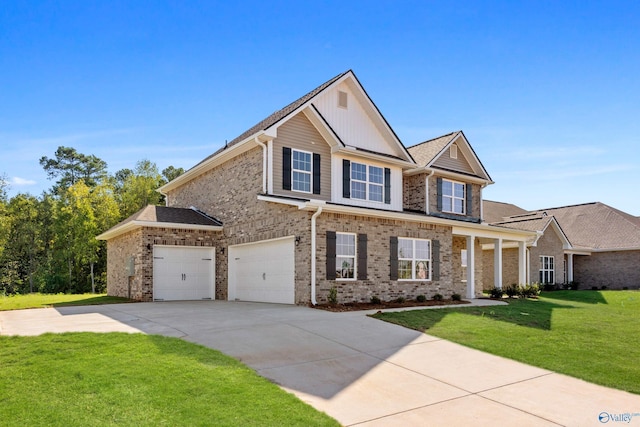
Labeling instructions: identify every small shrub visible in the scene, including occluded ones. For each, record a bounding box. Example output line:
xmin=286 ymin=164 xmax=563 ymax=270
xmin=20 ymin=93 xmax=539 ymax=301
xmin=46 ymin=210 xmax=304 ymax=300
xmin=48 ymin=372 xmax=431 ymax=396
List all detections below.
xmin=452 ymin=293 xmax=462 ymax=301
xmin=623 ymin=287 xmax=629 ymax=290
xmin=542 ymin=283 xmax=556 ymax=291
xmin=370 ymin=295 xmax=381 ymax=304
xmin=591 ymin=286 xmax=599 ymax=291
xmin=416 ymin=294 xmax=427 ymax=303
xmin=488 ymin=287 xmax=504 ymax=299
xmin=600 ymin=286 xmax=608 ymax=290
xmin=328 ymin=286 xmax=338 ymax=304
xmin=518 ymin=283 xmax=541 ymax=298
xmin=505 ymin=285 xmax=519 ymax=298
xmin=395 ymin=296 xmax=406 ymax=304
xmin=432 ymin=293 xmax=443 ymax=301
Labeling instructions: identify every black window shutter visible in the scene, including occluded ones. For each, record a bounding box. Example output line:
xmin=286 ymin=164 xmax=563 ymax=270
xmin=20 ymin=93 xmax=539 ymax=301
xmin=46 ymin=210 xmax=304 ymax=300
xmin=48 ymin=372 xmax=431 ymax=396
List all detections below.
xmin=384 ymin=168 xmax=391 ymax=204
xmin=389 ymin=236 xmax=398 ymax=280
xmin=357 ymin=234 xmax=367 ymax=280
xmin=342 ymin=159 xmax=351 ymax=198
xmin=432 ymin=240 xmax=440 ymax=280
xmin=466 ymin=183 xmax=473 ymax=216
xmin=436 ymin=177 xmax=443 ymax=211
xmin=282 ymin=147 xmax=292 ymax=191
xmin=326 ymin=231 xmax=336 ymax=280
xmin=313 ymin=153 xmax=321 ymax=195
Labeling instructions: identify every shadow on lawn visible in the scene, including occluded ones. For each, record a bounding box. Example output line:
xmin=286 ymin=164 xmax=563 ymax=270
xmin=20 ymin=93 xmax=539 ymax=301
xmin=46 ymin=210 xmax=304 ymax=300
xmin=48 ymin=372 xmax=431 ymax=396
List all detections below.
xmin=51 ymin=296 xmax=133 ymax=307
xmin=541 ymin=290 xmax=608 ymax=305
xmin=373 ymin=299 xmax=576 ymax=331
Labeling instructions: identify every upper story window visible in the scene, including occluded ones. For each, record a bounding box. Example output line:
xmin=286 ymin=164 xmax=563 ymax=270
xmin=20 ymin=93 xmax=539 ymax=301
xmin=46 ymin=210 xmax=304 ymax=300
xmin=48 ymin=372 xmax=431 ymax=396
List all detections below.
xmin=292 ymin=149 xmax=312 ymax=193
xmin=351 ymin=162 xmax=383 ymax=202
xmin=442 ymin=179 xmax=466 ymax=214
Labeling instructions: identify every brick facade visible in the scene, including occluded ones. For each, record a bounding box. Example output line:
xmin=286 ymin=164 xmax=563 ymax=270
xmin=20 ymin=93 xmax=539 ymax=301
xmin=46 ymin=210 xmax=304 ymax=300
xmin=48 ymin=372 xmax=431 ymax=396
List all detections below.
xmin=574 ymin=251 xmax=640 ymax=290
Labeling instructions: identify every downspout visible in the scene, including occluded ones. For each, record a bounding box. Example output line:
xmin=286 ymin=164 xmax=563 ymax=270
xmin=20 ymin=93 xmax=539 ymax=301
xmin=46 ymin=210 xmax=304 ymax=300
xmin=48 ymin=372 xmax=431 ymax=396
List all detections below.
xmin=158 ymin=189 xmax=169 ymax=207
xmin=310 ymin=206 xmax=323 ymax=305
xmin=254 ymin=136 xmax=267 ymax=194
xmin=424 ymin=170 xmax=435 ymax=214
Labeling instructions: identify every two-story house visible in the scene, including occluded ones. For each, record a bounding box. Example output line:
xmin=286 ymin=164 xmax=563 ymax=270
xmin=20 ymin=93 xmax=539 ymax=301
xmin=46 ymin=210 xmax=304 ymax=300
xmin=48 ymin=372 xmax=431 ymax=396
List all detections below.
xmin=97 ymin=70 xmax=535 ymax=304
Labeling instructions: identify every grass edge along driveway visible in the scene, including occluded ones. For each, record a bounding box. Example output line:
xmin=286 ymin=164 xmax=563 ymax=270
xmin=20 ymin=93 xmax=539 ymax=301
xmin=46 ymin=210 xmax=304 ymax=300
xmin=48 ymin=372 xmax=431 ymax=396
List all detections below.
xmin=0 ymin=332 xmax=339 ymax=427
xmin=372 ymin=290 xmax=640 ymax=395
xmin=0 ymin=293 xmax=131 ymax=311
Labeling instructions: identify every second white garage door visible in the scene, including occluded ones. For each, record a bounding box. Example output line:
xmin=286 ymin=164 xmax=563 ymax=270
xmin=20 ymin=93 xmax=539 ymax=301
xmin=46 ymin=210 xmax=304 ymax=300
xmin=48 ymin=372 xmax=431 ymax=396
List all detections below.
xmin=228 ymin=237 xmax=295 ymax=304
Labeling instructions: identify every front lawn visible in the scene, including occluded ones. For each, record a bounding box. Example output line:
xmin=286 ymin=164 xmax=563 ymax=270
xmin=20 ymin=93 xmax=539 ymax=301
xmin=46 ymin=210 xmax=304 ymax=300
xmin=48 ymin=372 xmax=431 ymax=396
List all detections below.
xmin=372 ymin=290 xmax=640 ymax=394
xmin=0 ymin=333 xmax=339 ymax=427
xmin=0 ymin=293 xmax=131 ymax=311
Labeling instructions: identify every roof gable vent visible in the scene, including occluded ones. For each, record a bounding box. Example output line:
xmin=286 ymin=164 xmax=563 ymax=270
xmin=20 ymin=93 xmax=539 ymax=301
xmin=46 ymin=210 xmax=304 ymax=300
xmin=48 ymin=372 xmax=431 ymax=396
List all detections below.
xmin=338 ymin=90 xmax=348 ymax=109
xmin=449 ymin=144 xmax=458 ymax=159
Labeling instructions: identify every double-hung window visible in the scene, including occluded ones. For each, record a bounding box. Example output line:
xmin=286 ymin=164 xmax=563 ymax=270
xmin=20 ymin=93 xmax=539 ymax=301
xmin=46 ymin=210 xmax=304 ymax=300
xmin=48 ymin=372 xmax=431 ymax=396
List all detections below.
xmin=442 ymin=179 xmax=465 ymax=214
xmin=351 ymin=162 xmax=384 ymax=202
xmin=539 ymin=256 xmax=554 ymax=284
xmin=336 ymin=232 xmax=356 ymax=279
xmin=292 ymin=149 xmax=312 ymax=193
xmin=397 ymin=238 xmax=431 ymax=280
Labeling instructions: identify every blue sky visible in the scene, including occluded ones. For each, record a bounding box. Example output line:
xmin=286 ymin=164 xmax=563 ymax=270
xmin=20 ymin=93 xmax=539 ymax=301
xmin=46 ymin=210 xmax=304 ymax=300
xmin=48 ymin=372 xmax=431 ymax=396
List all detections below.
xmin=1 ymin=1 xmax=639 ymax=215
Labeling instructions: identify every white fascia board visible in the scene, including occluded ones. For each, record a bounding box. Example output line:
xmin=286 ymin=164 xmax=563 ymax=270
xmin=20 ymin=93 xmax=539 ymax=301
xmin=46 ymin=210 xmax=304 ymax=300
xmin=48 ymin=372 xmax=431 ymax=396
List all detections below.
xmin=257 ymin=195 xmax=309 ymax=208
xmin=408 ymin=166 xmax=493 ymax=185
xmin=96 ymin=220 xmax=223 ymax=241
xmin=158 ymin=133 xmax=265 ymax=194
xmin=590 ymin=247 xmax=640 ymax=253
xmin=332 ymin=146 xmax=415 ymax=169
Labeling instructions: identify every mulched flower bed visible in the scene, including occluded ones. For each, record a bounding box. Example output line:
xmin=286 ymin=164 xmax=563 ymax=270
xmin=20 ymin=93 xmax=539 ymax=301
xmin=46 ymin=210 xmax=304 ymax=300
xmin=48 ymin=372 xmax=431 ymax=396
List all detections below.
xmin=312 ymin=298 xmax=470 ymax=312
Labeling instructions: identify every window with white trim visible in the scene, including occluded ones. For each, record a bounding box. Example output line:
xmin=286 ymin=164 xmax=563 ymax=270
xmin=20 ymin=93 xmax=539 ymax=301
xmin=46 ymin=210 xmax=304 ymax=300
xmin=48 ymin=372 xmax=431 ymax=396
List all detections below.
xmin=292 ymin=149 xmax=312 ymax=193
xmin=539 ymin=256 xmax=554 ymax=284
xmin=336 ymin=233 xmax=356 ymax=279
xmin=398 ymin=238 xmax=431 ymax=281
xmin=442 ymin=179 xmax=465 ymax=214
xmin=351 ymin=162 xmax=384 ymax=202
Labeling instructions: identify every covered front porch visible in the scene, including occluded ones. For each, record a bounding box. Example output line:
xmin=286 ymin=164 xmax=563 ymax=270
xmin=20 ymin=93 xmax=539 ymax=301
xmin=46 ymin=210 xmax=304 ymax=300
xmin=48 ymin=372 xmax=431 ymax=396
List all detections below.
xmin=453 ymin=225 xmax=536 ymax=297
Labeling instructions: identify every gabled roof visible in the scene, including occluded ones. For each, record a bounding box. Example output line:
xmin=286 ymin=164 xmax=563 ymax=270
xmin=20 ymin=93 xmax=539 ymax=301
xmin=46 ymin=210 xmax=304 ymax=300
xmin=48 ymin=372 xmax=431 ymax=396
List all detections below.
xmin=96 ymin=205 xmax=223 ymax=241
xmin=531 ymin=202 xmax=640 ymax=251
xmin=160 ymin=70 xmax=415 ymax=193
xmin=483 ymin=200 xmax=529 ymax=224
xmin=490 ymin=212 xmax=571 ymax=248
xmin=407 ymin=130 xmax=493 ymax=182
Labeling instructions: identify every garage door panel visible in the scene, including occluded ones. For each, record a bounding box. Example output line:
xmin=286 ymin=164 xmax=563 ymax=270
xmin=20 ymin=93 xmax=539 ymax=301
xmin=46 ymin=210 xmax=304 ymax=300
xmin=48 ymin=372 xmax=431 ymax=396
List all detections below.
xmin=229 ymin=238 xmax=295 ymax=304
xmin=153 ymin=246 xmax=215 ymax=301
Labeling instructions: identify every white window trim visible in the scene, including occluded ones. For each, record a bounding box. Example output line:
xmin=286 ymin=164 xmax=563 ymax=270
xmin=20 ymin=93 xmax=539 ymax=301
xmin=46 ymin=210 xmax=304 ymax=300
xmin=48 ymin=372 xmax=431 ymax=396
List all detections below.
xmin=351 ymin=162 xmax=384 ymax=203
xmin=336 ymin=232 xmax=357 ymax=281
xmin=291 ymin=148 xmax=312 ymax=194
xmin=461 ymin=249 xmax=468 ymax=283
xmin=539 ymin=255 xmax=555 ymax=284
xmin=442 ymin=179 xmax=466 ymax=215
xmin=398 ymin=237 xmax=431 ymax=281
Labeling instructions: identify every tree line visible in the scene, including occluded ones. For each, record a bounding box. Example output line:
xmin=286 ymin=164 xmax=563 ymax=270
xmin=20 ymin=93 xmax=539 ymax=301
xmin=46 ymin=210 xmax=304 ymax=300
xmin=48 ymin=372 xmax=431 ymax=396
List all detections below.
xmin=0 ymin=146 xmax=185 ymax=295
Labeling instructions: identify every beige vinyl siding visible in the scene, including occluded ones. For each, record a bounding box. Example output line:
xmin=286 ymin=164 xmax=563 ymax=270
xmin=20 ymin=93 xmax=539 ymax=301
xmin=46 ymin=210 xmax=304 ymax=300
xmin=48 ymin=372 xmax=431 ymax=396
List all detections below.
xmin=272 ymin=113 xmax=332 ymax=200
xmin=432 ymin=146 xmax=475 ymax=174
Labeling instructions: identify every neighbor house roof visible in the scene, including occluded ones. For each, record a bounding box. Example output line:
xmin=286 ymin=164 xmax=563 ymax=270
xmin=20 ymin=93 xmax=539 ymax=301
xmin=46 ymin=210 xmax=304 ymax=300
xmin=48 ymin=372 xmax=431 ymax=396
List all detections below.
xmin=530 ymin=202 xmax=640 ymax=251
xmin=96 ymin=205 xmax=223 ymax=241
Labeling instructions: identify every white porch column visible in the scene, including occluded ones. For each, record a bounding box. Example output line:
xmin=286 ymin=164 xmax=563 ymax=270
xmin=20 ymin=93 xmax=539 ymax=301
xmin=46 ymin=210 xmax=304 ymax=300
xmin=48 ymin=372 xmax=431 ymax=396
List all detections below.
xmin=494 ymin=238 xmax=503 ymax=289
xmin=567 ymin=253 xmax=574 ymax=284
xmin=466 ymin=236 xmax=475 ymax=299
xmin=518 ymin=241 xmax=527 ymax=285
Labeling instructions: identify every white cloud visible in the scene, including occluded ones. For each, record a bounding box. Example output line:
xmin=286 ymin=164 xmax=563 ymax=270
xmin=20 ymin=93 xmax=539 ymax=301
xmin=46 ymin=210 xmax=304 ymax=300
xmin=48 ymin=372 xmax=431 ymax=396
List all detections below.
xmin=11 ymin=177 xmax=37 ymax=186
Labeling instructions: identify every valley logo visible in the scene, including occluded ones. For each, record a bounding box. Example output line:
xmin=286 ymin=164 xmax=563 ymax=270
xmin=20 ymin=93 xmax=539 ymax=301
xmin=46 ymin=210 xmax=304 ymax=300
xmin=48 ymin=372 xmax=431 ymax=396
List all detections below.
xmin=599 ymin=411 xmax=640 ymax=424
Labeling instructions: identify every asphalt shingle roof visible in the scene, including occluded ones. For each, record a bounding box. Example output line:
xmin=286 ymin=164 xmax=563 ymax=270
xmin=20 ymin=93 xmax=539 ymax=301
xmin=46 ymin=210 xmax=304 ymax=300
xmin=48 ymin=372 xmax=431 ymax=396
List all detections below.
xmin=407 ymin=132 xmax=458 ymax=166
xmin=483 ymin=200 xmax=530 ymax=224
xmin=119 ymin=205 xmax=222 ymax=228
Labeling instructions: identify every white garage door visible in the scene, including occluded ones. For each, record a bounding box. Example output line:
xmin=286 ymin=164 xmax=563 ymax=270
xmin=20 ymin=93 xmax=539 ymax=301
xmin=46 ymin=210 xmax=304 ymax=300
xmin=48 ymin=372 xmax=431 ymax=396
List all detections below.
xmin=228 ymin=237 xmax=295 ymax=304
xmin=153 ymin=246 xmax=215 ymax=301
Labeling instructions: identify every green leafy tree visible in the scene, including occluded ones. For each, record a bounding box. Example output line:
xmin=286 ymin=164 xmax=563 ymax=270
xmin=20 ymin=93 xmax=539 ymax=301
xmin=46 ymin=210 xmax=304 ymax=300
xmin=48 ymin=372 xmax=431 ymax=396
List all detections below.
xmin=3 ymin=194 xmax=43 ymax=293
xmin=89 ymin=182 xmax=120 ymax=292
xmin=117 ymin=160 xmax=164 ymax=218
xmin=0 ymin=174 xmax=9 ymax=261
xmin=162 ymin=165 xmax=185 ymax=182
xmin=39 ymin=146 xmax=108 ymax=191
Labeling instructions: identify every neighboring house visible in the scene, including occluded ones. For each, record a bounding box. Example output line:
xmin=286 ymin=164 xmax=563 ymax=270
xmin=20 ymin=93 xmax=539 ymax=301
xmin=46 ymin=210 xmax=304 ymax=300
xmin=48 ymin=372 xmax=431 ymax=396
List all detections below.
xmin=97 ymin=70 xmax=534 ymax=304
xmin=482 ymin=200 xmax=640 ymax=290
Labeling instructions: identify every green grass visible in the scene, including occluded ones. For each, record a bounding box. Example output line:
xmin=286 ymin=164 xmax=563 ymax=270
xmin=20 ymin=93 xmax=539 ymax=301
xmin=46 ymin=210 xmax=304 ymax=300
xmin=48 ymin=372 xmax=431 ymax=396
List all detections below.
xmin=372 ymin=290 xmax=640 ymax=394
xmin=0 ymin=293 xmax=132 ymax=311
xmin=0 ymin=333 xmax=339 ymax=427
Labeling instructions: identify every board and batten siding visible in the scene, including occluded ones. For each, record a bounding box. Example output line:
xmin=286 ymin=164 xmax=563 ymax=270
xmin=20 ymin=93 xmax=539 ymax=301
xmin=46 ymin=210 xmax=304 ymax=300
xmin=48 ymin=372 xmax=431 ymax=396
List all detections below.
xmin=313 ymin=81 xmax=401 ymax=158
xmin=332 ymin=155 xmax=403 ymax=211
xmin=432 ymin=144 xmax=475 ymax=175
xmin=271 ymin=113 xmax=332 ymax=200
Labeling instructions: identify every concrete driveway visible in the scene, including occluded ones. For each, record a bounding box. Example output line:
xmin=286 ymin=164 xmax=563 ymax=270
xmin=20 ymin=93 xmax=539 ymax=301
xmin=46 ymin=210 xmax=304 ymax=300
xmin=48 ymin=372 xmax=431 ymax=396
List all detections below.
xmin=1 ymin=301 xmax=639 ymax=426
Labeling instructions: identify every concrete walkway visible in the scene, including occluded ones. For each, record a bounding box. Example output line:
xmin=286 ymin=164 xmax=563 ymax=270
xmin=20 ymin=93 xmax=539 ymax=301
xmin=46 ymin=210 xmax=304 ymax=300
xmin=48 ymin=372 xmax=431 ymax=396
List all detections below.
xmin=1 ymin=300 xmax=639 ymax=426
